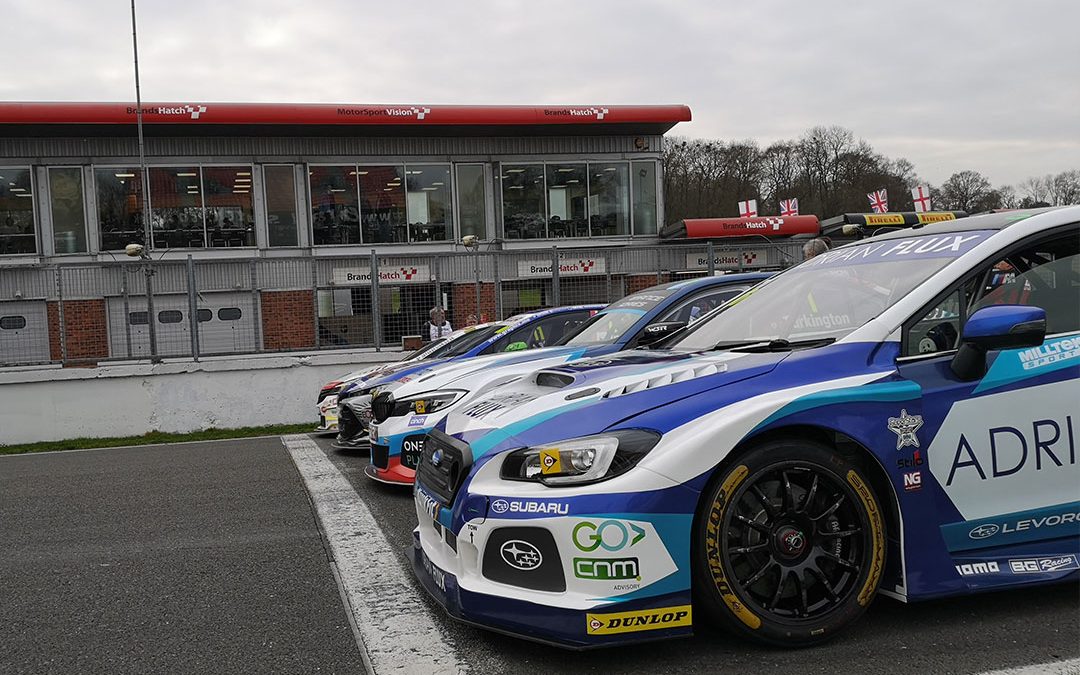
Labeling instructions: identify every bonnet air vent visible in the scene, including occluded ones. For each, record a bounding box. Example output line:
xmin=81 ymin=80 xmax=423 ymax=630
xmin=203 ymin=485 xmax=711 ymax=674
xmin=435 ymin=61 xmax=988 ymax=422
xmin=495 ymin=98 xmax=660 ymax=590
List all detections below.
xmin=602 ymin=363 xmax=724 ymax=399
xmin=536 ymin=371 xmax=575 ymax=388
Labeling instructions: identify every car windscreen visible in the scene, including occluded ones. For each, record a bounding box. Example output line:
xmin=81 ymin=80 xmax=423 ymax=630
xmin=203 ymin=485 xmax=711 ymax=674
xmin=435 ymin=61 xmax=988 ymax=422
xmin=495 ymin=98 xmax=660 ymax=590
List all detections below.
xmin=558 ymin=286 xmax=682 ymax=346
xmin=669 ymin=230 xmax=994 ymax=351
xmin=439 ymin=324 xmax=505 ymax=357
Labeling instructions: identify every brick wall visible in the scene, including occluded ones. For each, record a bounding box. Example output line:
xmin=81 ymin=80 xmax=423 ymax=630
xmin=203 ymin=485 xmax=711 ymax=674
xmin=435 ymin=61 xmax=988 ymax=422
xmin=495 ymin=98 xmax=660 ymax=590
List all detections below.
xmin=46 ymin=299 xmax=109 ymax=365
xmin=451 ymin=282 xmax=497 ymax=330
xmin=626 ymin=273 xmax=670 ymax=294
xmin=261 ymin=290 xmax=316 ymax=350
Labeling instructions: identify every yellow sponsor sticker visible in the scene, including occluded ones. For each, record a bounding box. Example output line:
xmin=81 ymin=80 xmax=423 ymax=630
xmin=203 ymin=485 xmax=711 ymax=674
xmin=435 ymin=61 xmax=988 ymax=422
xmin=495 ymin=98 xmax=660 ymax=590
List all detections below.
xmin=540 ymin=448 xmax=562 ymax=475
xmin=847 ymin=470 xmax=885 ymax=606
xmin=414 ymin=399 xmax=427 ymax=414
xmin=585 ymin=605 xmax=692 ymax=635
xmin=864 ymin=214 xmax=905 ymax=226
xmin=917 ymin=212 xmax=956 ymax=224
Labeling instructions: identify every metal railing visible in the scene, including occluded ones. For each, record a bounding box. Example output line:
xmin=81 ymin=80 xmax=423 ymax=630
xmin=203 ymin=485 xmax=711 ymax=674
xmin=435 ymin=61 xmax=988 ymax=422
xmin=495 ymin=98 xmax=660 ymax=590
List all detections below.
xmin=0 ymin=240 xmax=801 ymax=367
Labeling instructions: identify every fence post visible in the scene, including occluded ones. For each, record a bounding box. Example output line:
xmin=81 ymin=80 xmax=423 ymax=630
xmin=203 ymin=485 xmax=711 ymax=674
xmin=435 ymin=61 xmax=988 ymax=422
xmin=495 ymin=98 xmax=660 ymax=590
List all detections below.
xmin=473 ymin=249 xmax=482 ymax=321
xmin=551 ymin=245 xmax=560 ymax=307
xmin=492 ymin=253 xmax=503 ymax=320
xmin=186 ymin=255 xmax=200 ymax=361
xmin=433 ymin=256 xmax=442 ymax=320
xmin=370 ymin=249 xmax=381 ymax=351
xmin=707 ymin=241 xmax=716 ymax=276
xmin=55 ymin=267 xmax=67 ymax=365
xmin=121 ymin=267 xmax=132 ymax=358
xmin=310 ymin=256 xmax=320 ymax=349
xmin=145 ymin=259 xmax=160 ymax=363
xmin=738 ymin=246 xmax=745 ymax=272
xmin=249 ymin=259 xmax=262 ymax=352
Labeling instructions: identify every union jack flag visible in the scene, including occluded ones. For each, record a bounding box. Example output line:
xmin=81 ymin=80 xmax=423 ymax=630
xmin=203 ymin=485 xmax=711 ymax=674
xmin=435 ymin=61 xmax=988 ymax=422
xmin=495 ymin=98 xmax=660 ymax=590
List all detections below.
xmin=779 ymin=198 xmax=799 ymax=217
xmin=867 ymin=189 xmax=889 ymax=213
xmin=738 ymin=199 xmax=758 ymax=218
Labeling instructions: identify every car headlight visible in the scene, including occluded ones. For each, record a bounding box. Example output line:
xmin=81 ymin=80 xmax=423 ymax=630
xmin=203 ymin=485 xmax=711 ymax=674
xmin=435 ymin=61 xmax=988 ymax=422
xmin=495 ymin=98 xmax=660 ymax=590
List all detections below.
xmin=375 ymin=390 xmax=467 ymax=422
xmin=500 ymin=429 xmax=661 ymax=486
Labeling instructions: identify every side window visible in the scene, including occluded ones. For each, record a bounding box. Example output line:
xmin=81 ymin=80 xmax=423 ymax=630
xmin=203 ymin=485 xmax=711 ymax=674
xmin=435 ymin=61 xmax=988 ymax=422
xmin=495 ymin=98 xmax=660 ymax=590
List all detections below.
xmin=487 ymin=311 xmax=593 ymax=352
xmin=904 ymin=230 xmax=1080 ymax=356
xmin=660 ymin=287 xmax=746 ymax=324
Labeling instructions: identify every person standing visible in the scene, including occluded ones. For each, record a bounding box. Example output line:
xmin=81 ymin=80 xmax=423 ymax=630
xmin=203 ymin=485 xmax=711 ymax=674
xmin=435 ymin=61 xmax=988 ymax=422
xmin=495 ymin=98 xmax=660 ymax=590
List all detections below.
xmin=803 ymin=238 xmax=830 ymax=260
xmin=425 ymin=306 xmax=453 ymax=342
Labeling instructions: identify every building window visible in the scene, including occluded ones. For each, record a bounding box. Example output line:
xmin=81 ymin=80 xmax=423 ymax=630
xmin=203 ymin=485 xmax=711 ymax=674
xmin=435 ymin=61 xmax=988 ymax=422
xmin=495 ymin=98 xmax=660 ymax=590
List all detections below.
xmin=589 ymin=162 xmax=629 ymax=236
xmin=360 ymin=165 xmax=406 ymax=244
xmin=48 ymin=168 xmax=87 ymax=254
xmin=197 ymin=308 xmax=212 ymax=322
xmin=456 ymin=164 xmax=488 ymax=241
xmin=264 ymin=165 xmax=299 ymax=247
xmin=406 ymin=164 xmax=452 ymax=242
xmin=310 ymin=166 xmax=360 ymax=245
xmin=96 ymin=168 xmax=145 ymax=251
xmin=632 ymin=161 xmax=658 ymax=235
xmin=203 ymin=166 xmax=255 ymax=247
xmin=150 ymin=166 xmax=204 ymax=248
xmin=158 ymin=310 xmax=183 ymax=324
xmin=546 ymin=163 xmax=588 ymax=238
xmin=218 ymin=307 xmax=242 ymax=321
xmin=128 ymin=311 xmax=149 ymax=325
xmin=0 ymin=315 xmax=27 ymax=330
xmin=502 ymin=164 xmax=546 ymax=239
xmin=0 ymin=167 xmax=37 ymax=255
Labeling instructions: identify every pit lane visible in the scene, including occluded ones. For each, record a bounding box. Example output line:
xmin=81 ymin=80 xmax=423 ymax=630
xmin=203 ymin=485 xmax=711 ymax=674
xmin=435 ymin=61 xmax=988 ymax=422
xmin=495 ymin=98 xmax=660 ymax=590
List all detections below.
xmin=309 ymin=434 xmax=1080 ymax=675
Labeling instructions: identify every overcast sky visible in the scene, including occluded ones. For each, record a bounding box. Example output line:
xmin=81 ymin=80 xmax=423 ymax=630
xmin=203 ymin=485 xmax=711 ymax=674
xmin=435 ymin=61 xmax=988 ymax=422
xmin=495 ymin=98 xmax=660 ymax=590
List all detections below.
xmin=3 ymin=0 xmax=1077 ymax=186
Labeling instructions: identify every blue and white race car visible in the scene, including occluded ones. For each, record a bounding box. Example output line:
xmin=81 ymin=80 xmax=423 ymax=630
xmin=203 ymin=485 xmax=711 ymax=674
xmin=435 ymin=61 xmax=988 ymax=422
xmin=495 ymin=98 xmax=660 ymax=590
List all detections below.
xmin=412 ymin=207 xmax=1079 ymax=648
xmin=361 ymin=274 xmax=770 ymax=484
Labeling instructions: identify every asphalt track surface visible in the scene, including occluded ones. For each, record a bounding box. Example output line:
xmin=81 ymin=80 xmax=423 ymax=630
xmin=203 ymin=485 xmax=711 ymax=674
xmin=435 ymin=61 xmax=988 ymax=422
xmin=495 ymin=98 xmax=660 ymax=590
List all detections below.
xmin=2 ymin=435 xmax=1077 ymax=674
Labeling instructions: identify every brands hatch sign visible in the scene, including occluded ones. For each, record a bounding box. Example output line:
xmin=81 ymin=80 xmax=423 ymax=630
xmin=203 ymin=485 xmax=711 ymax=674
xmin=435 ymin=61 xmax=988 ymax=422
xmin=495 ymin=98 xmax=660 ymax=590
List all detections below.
xmin=332 ymin=265 xmax=430 ymax=285
xmin=517 ymin=257 xmax=607 ymax=278
xmin=685 ymin=249 xmax=767 ymax=270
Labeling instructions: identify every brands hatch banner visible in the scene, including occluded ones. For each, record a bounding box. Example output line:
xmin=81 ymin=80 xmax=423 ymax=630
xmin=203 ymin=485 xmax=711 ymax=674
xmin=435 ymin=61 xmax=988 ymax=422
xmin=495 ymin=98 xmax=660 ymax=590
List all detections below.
xmin=517 ymin=256 xmax=607 ymax=278
xmin=332 ymin=265 xmax=430 ymax=285
xmin=685 ymin=250 xmax=768 ymax=270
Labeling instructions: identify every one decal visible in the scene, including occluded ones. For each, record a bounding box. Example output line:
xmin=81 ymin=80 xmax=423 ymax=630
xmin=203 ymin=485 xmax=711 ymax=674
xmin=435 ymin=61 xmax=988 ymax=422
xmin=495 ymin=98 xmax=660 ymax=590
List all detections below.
xmin=500 ymin=540 xmax=543 ymax=571
xmin=888 ymin=409 xmax=924 ymax=450
xmin=572 ymin=520 xmax=646 ymax=552
xmin=1009 ymin=555 xmax=1079 ymax=574
xmin=585 ymin=605 xmax=692 ymax=635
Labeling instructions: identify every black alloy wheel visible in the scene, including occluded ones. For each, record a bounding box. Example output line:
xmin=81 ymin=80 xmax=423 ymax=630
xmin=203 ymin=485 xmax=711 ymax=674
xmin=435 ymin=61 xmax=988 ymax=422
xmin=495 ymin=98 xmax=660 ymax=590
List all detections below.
xmin=694 ymin=439 xmax=885 ymax=647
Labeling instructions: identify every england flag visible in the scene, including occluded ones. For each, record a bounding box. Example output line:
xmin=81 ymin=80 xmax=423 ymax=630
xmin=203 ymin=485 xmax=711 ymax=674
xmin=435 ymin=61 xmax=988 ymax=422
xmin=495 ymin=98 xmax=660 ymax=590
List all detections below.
xmin=867 ymin=189 xmax=889 ymax=213
xmin=911 ymin=185 xmax=932 ymax=212
xmin=738 ymin=199 xmax=758 ymax=218
xmin=779 ymin=198 xmax=799 ymax=217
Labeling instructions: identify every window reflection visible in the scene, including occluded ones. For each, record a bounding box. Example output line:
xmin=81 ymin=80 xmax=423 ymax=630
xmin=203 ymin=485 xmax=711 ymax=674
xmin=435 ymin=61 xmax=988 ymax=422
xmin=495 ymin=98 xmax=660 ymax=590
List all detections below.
xmin=264 ymin=165 xmax=299 ymax=247
xmin=502 ymin=165 xmax=545 ymax=239
xmin=49 ymin=168 xmax=87 ymax=254
xmin=203 ymin=167 xmax=255 ymax=247
xmin=360 ymin=165 xmax=406 ymax=243
xmin=0 ymin=168 xmax=36 ymax=255
xmin=310 ymin=166 xmax=360 ymax=245
xmin=632 ymin=161 xmax=658 ymax=235
xmin=589 ymin=162 xmax=629 ymax=236
xmin=546 ymin=164 xmax=588 ymax=238
xmin=150 ymin=166 xmax=204 ymax=248
xmin=95 ymin=167 xmax=144 ymax=251
xmin=406 ymin=165 xmax=452 ymax=242
xmin=456 ymin=164 xmax=488 ymax=240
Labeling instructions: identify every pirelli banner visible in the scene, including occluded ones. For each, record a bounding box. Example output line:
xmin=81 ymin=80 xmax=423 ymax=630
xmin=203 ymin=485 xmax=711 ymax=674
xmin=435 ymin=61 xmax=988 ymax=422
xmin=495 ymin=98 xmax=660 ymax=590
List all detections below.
xmin=844 ymin=211 xmax=967 ymax=227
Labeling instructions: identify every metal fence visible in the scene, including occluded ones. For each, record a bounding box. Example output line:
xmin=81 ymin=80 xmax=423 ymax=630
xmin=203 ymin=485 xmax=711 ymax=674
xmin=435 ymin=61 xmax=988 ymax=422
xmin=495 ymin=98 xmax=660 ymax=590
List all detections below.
xmin=0 ymin=240 xmax=801 ymax=367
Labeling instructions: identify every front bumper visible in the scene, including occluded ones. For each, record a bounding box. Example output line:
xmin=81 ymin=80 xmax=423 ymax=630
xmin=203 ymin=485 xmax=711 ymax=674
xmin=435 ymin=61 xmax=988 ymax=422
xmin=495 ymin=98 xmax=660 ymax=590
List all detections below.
xmin=366 ymin=420 xmax=430 ymax=484
xmin=411 ymin=474 xmax=698 ymax=649
xmin=315 ymin=395 xmax=339 ymax=433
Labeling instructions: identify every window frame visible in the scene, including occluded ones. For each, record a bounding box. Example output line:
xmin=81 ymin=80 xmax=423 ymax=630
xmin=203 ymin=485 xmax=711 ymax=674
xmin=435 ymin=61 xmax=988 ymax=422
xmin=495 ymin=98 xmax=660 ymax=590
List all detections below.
xmin=0 ymin=165 xmax=38 ymax=256
xmin=46 ymin=165 xmax=89 ymax=255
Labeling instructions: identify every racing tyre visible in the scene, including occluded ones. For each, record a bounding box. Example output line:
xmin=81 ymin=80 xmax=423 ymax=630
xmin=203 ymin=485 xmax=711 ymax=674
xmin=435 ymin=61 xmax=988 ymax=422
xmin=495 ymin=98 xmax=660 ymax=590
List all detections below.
xmin=694 ymin=439 xmax=886 ymax=647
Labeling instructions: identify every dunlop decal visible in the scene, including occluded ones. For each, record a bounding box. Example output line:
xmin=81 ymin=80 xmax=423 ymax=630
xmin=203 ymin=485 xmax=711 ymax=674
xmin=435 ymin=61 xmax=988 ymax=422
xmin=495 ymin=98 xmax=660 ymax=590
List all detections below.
xmin=586 ymin=605 xmax=692 ymax=635
xmin=847 ymin=470 xmax=885 ymax=606
xmin=705 ymin=465 xmax=761 ymax=629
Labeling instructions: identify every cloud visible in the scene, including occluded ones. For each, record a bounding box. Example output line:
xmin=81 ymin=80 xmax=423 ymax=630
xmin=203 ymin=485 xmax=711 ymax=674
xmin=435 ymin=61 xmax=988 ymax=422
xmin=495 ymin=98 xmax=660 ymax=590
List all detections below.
xmin=1 ymin=0 xmax=1076 ymax=185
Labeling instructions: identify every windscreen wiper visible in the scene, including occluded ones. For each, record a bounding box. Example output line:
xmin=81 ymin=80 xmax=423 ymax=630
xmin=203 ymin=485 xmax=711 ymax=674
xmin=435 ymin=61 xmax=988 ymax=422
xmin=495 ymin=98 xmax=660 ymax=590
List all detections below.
xmin=730 ymin=337 xmax=837 ymax=353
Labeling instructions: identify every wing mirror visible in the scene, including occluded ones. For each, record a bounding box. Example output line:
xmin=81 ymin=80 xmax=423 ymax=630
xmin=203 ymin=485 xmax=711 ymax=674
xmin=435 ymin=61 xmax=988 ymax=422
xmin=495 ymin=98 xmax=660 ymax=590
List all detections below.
xmin=638 ymin=321 xmax=688 ymax=347
xmin=951 ymin=305 xmax=1046 ymax=380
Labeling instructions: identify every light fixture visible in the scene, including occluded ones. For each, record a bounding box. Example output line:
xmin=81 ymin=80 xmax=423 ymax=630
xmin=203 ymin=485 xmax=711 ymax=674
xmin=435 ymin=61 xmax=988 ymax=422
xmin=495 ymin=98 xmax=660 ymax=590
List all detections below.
xmin=234 ymin=178 xmax=251 ymax=183
xmin=508 ymin=185 xmax=524 ymax=190
xmin=358 ymin=170 xmax=369 ymax=175
xmin=422 ymin=187 xmax=439 ymax=191
xmin=115 ymin=173 xmax=136 ymax=178
xmin=604 ymin=167 xmax=617 ymax=171
xmin=329 ymin=188 xmax=345 ymax=193
xmin=432 ymin=181 xmax=444 ymax=186
xmin=557 ymin=168 xmax=575 ymax=172
xmin=10 ymin=187 xmax=25 ymax=192
xmin=233 ymin=189 xmax=249 ymax=194
xmin=383 ymin=187 xmax=393 ymax=191
xmin=506 ymin=168 xmax=525 ymax=173
xmin=567 ymin=179 xmax=580 ymax=184
xmin=236 ymin=171 xmax=251 ymax=176
xmin=177 ymin=172 xmax=197 ymax=177
xmin=15 ymin=193 xmax=33 ymax=198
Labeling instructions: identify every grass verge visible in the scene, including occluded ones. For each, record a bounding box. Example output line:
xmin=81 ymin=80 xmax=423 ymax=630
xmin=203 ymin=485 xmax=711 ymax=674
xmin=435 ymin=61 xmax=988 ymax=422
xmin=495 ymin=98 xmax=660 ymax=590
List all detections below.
xmin=0 ymin=423 xmax=316 ymax=456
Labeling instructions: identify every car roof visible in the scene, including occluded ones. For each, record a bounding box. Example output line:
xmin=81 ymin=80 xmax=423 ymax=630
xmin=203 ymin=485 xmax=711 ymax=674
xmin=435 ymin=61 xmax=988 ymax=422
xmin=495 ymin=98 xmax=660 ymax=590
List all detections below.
xmin=862 ymin=207 xmax=1068 ymax=244
xmin=655 ymin=272 xmax=773 ymax=292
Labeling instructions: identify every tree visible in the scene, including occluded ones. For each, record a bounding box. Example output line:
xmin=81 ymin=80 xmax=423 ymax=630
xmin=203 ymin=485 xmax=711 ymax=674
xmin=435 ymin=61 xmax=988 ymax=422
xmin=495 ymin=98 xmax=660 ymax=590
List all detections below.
xmin=938 ymin=170 xmax=994 ymax=212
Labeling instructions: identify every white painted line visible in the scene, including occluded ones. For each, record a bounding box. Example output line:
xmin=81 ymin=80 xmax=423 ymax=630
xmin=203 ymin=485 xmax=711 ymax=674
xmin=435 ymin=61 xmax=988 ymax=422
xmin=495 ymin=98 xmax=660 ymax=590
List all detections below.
xmin=282 ymin=434 xmax=465 ymax=675
xmin=981 ymin=658 xmax=1080 ymax=675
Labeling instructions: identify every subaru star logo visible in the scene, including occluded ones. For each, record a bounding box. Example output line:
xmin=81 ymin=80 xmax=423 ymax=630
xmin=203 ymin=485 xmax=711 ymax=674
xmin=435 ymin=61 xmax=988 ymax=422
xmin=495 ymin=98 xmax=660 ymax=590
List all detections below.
xmin=501 ymin=540 xmax=543 ymax=571
xmin=431 ymin=448 xmax=443 ymax=467
xmin=491 ymin=499 xmax=509 ymax=514
xmin=969 ymin=524 xmax=1000 ymax=540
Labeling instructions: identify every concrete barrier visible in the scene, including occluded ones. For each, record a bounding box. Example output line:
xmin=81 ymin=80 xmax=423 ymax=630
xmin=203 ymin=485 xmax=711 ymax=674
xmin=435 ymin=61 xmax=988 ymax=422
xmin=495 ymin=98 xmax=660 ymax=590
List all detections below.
xmin=0 ymin=350 xmax=403 ymax=445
